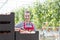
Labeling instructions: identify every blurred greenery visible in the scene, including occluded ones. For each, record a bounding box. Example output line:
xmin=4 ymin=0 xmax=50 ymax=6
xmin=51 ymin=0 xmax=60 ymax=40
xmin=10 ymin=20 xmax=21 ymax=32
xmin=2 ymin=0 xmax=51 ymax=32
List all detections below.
xmin=14 ymin=0 xmax=60 ymax=29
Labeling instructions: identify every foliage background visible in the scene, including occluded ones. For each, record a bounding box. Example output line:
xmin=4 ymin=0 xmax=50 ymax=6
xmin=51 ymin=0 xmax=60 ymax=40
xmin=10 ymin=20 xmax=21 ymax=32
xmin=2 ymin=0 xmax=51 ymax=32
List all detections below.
xmin=14 ymin=0 xmax=60 ymax=29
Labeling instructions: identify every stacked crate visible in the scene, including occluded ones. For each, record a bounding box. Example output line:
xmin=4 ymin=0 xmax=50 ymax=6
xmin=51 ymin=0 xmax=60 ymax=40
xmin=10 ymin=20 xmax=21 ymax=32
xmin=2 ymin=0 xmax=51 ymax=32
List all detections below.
xmin=15 ymin=31 xmax=39 ymax=40
xmin=0 ymin=13 xmax=14 ymax=40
